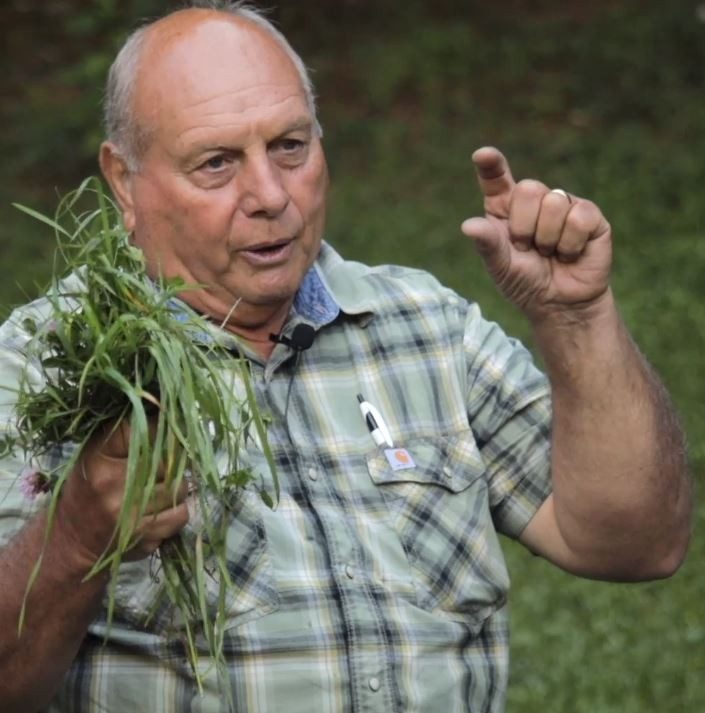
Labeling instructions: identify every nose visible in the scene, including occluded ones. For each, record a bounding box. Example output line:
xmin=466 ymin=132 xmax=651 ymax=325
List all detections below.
xmin=239 ymin=154 xmax=290 ymax=218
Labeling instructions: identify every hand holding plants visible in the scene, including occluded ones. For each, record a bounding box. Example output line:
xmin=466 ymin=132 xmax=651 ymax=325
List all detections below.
xmin=57 ymin=420 xmax=190 ymax=569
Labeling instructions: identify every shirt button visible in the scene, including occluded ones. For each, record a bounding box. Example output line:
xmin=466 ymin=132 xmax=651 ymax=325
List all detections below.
xmin=442 ymin=465 xmax=453 ymax=479
xmin=345 ymin=564 xmax=355 ymax=579
xmin=308 ymin=467 xmax=318 ymax=481
xmin=368 ymin=677 xmax=381 ymax=692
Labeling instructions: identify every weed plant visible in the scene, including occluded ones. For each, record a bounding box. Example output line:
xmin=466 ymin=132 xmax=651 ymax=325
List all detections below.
xmin=0 ymin=179 xmax=277 ymax=700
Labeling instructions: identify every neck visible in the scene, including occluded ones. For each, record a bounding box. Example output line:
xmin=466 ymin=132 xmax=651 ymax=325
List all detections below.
xmin=218 ymin=306 xmax=291 ymax=360
xmin=178 ymin=289 xmax=294 ymax=359
xmin=231 ymin=329 xmax=278 ymax=359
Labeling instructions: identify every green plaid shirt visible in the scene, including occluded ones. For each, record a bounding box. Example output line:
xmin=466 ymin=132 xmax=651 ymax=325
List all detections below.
xmin=0 ymin=242 xmax=551 ymax=712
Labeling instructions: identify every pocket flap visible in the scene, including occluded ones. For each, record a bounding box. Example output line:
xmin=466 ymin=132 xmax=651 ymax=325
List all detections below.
xmin=366 ymin=431 xmax=486 ymax=494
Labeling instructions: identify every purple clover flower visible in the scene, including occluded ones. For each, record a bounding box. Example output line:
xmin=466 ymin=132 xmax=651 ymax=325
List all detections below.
xmin=18 ymin=466 xmax=51 ymax=500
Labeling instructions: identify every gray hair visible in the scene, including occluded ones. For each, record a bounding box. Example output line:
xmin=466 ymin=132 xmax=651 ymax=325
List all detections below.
xmin=103 ymin=1 xmax=321 ymax=171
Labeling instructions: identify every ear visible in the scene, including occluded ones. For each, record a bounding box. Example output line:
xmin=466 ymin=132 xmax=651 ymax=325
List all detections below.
xmin=99 ymin=141 xmax=136 ymax=232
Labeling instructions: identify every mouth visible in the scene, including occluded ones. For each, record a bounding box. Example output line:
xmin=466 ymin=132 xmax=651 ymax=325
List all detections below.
xmin=241 ymin=238 xmax=294 ymax=264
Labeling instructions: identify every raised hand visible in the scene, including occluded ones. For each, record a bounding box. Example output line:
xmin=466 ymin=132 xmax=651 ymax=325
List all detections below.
xmin=461 ymin=146 xmax=613 ymax=323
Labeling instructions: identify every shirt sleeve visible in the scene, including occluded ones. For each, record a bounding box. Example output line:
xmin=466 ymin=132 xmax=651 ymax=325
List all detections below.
xmin=0 ymin=311 xmax=48 ymax=547
xmin=463 ymin=301 xmax=553 ymax=539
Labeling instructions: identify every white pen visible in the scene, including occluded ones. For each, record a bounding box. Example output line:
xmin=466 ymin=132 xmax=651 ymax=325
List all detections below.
xmin=357 ymin=393 xmax=394 ymax=448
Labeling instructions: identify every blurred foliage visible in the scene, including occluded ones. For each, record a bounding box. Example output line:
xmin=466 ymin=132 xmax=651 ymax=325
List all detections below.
xmin=2 ymin=0 xmax=164 ymax=182
xmin=1 ymin=1 xmax=704 ymax=711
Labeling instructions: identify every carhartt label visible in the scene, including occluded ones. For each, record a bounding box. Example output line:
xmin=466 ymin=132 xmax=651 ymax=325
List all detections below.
xmin=384 ymin=448 xmax=416 ymax=471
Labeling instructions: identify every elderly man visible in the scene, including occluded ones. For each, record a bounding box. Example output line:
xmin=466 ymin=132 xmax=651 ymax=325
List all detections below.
xmin=0 ymin=2 xmax=691 ymax=712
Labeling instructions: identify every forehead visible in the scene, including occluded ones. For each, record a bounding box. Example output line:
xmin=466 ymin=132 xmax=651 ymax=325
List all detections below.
xmin=133 ymin=15 xmax=308 ymax=140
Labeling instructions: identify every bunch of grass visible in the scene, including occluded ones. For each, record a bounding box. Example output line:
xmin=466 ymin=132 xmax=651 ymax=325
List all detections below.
xmin=1 ymin=178 xmax=277 ymax=697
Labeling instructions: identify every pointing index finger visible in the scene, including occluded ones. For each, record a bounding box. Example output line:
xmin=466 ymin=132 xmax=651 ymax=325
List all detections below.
xmin=472 ymin=146 xmax=516 ymax=200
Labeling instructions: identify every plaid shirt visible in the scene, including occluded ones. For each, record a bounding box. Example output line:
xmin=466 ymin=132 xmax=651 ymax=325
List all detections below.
xmin=0 ymin=242 xmax=552 ymax=712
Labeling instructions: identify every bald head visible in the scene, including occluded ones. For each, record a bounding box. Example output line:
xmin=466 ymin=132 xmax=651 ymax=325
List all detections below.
xmin=104 ymin=3 xmax=320 ymax=170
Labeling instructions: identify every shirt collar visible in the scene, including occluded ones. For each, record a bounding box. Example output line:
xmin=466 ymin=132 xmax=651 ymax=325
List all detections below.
xmin=308 ymin=242 xmax=379 ymax=320
xmin=291 ymin=255 xmax=340 ymax=327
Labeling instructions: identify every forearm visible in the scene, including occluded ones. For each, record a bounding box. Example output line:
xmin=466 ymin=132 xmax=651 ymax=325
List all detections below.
xmin=534 ymin=290 xmax=691 ymax=578
xmin=0 ymin=509 xmax=108 ymax=712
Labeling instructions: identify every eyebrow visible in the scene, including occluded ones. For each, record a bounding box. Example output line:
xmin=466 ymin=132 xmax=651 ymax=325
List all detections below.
xmin=179 ymin=115 xmax=315 ymax=162
xmin=274 ymin=117 xmax=314 ymax=136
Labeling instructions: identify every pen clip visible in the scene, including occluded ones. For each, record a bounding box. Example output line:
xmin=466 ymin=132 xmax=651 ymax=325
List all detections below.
xmin=357 ymin=393 xmax=394 ymax=448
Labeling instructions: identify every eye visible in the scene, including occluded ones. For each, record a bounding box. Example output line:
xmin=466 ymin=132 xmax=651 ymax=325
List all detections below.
xmin=270 ymin=137 xmax=309 ymax=166
xmin=278 ymin=138 xmax=304 ymax=152
xmin=191 ymin=152 xmax=237 ymax=189
xmin=202 ymin=154 xmax=229 ymax=171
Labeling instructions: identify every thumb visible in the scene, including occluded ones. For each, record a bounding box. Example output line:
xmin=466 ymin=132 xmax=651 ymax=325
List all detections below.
xmin=471 ymin=146 xmax=515 ymax=204
xmin=461 ymin=217 xmax=510 ymax=273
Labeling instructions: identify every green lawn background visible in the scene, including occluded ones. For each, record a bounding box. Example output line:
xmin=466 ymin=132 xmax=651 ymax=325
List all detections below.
xmin=1 ymin=1 xmax=703 ymax=710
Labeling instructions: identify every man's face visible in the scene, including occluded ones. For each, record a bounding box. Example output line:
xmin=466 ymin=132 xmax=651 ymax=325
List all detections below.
xmin=105 ymin=15 xmax=328 ymax=334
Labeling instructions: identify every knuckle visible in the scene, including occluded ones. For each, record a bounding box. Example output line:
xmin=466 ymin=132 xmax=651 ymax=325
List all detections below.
xmin=565 ymin=208 xmax=594 ymax=234
xmin=543 ymin=191 xmax=570 ymax=210
xmin=515 ymin=178 xmax=547 ymax=198
xmin=571 ymin=198 xmax=601 ymax=225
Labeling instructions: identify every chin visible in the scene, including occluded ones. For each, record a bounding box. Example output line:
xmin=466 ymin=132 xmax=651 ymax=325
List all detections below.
xmin=248 ymin=276 xmax=302 ymax=305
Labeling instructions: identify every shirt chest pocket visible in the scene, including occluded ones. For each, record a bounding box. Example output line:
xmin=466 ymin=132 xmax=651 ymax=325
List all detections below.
xmin=366 ymin=431 xmax=510 ymax=628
